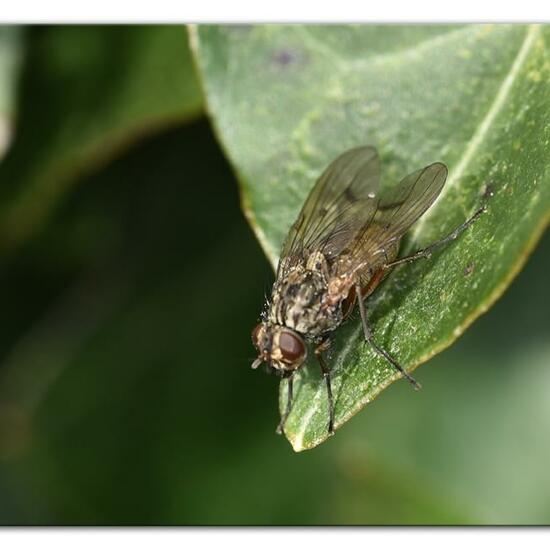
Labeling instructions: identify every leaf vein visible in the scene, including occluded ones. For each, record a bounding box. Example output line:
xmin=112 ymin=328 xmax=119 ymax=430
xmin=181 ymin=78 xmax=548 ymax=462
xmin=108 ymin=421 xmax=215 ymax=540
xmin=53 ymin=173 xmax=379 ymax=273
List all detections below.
xmin=412 ymin=24 xmax=540 ymax=240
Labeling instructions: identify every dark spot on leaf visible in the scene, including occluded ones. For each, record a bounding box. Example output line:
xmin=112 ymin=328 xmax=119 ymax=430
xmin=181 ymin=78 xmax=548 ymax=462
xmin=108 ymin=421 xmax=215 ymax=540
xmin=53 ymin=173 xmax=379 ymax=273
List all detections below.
xmin=464 ymin=262 xmax=475 ymax=277
xmin=273 ymin=49 xmax=298 ymax=68
xmin=483 ymin=182 xmax=495 ymax=200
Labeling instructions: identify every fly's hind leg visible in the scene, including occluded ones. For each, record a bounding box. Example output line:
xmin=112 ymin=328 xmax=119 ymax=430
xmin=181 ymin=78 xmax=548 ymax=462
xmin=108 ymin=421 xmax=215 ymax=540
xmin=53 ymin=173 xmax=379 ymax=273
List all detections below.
xmin=385 ymin=203 xmax=487 ymax=269
xmin=276 ymin=371 xmax=294 ymax=436
xmin=315 ymin=339 xmax=335 ymax=436
xmin=355 ymin=281 xmax=421 ymax=390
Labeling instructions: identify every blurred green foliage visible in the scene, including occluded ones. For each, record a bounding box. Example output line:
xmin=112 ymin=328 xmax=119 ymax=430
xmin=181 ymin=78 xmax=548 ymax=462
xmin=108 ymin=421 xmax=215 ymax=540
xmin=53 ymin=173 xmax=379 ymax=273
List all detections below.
xmin=0 ymin=27 xmax=22 ymax=161
xmin=0 ymin=25 xmax=202 ymax=251
xmin=0 ymin=25 xmax=549 ymax=525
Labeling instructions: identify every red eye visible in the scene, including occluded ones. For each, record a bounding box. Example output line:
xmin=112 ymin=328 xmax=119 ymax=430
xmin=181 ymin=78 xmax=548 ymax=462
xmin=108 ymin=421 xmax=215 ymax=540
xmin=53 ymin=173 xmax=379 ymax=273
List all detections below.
xmin=279 ymin=330 xmax=306 ymax=364
xmin=251 ymin=323 xmax=263 ymax=348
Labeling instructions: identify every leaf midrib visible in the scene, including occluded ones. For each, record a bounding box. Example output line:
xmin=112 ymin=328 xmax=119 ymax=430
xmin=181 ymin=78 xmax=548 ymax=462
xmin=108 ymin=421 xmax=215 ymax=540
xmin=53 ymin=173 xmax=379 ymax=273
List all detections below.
xmin=412 ymin=24 xmax=539 ymax=240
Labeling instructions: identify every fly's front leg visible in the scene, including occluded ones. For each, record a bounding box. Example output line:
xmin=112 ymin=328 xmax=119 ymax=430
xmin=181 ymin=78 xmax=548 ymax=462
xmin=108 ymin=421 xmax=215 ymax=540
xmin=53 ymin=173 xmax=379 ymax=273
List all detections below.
xmin=276 ymin=371 xmax=294 ymax=435
xmin=355 ymin=281 xmax=421 ymax=390
xmin=315 ymin=339 xmax=335 ymax=436
xmin=385 ymin=203 xmax=487 ymax=269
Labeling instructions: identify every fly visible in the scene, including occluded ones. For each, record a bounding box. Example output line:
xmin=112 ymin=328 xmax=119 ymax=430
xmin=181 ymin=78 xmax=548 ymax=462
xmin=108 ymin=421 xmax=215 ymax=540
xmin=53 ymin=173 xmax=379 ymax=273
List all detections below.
xmin=251 ymin=146 xmax=487 ymax=436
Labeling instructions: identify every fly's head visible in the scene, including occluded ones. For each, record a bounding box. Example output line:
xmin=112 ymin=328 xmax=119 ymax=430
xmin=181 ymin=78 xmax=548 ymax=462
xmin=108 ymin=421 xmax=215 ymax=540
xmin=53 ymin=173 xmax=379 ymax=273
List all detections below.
xmin=251 ymin=321 xmax=307 ymax=373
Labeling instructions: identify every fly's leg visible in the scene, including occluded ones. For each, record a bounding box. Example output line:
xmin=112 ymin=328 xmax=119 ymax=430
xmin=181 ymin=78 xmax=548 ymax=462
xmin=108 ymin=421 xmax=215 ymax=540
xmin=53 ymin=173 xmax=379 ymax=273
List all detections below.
xmin=355 ymin=281 xmax=421 ymax=390
xmin=315 ymin=339 xmax=335 ymax=435
xmin=385 ymin=203 xmax=487 ymax=269
xmin=276 ymin=372 xmax=294 ymax=435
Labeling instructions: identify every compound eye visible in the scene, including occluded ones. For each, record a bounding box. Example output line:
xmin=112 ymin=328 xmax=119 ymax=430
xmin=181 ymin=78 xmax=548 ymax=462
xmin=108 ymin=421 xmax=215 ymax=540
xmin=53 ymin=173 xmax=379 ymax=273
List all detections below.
xmin=279 ymin=330 xmax=306 ymax=364
xmin=251 ymin=323 xmax=263 ymax=349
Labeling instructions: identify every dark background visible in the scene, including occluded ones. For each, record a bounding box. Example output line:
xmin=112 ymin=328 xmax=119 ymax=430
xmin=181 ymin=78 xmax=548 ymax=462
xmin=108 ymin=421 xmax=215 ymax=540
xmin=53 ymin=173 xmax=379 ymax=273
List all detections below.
xmin=0 ymin=26 xmax=549 ymax=525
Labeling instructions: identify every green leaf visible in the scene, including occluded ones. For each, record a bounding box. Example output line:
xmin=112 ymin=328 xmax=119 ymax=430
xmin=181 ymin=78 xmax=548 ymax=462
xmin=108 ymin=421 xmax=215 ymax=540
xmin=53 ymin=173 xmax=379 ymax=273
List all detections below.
xmin=0 ymin=26 xmax=202 ymax=252
xmin=0 ymin=27 xmax=23 ymax=161
xmin=192 ymin=24 xmax=550 ymax=451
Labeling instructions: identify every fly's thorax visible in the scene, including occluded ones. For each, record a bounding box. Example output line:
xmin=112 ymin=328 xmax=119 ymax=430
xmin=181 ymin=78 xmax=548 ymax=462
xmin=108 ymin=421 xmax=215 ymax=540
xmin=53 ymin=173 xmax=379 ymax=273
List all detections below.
xmin=268 ymin=251 xmax=341 ymax=337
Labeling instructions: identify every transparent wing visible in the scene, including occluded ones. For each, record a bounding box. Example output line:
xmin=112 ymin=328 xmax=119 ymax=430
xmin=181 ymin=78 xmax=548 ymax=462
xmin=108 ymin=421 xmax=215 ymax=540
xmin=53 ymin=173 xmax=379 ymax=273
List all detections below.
xmin=342 ymin=162 xmax=448 ymax=273
xmin=277 ymin=146 xmax=381 ymax=276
